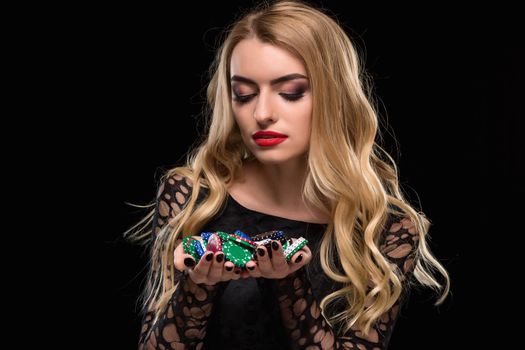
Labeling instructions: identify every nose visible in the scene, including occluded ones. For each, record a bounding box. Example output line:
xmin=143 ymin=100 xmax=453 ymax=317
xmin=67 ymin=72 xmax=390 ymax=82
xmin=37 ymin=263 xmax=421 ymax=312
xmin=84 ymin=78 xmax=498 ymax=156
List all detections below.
xmin=253 ymin=88 xmax=276 ymax=124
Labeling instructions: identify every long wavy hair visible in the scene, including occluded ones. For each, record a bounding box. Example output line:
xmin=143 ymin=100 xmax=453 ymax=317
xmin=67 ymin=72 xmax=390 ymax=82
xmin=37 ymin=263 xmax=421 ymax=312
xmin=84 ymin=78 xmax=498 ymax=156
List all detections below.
xmin=126 ymin=0 xmax=450 ymax=336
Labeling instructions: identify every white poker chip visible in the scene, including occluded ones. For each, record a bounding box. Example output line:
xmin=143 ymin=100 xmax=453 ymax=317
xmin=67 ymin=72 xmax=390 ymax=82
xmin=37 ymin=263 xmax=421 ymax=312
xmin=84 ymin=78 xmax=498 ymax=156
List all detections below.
xmin=283 ymin=237 xmax=308 ymax=261
xmin=255 ymin=238 xmax=272 ymax=246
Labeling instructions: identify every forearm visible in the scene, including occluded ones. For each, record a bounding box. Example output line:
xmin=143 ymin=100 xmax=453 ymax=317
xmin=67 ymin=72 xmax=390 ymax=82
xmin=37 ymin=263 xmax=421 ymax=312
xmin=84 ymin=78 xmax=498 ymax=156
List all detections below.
xmin=274 ymin=268 xmax=384 ymax=350
xmin=139 ymin=271 xmax=224 ymax=350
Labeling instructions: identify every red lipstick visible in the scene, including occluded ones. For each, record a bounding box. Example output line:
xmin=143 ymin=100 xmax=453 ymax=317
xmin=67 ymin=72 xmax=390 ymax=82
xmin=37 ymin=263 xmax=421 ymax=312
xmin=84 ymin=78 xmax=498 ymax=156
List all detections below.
xmin=252 ymin=130 xmax=288 ymax=147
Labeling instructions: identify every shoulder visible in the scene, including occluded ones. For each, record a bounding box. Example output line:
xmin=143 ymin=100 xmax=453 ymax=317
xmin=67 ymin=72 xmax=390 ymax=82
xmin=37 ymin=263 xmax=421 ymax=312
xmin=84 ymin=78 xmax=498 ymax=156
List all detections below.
xmin=154 ymin=172 xmax=210 ymax=216
xmin=155 ymin=173 xmax=194 ymax=210
xmin=152 ymin=173 xmax=196 ymax=234
xmin=156 ymin=173 xmax=194 ymax=199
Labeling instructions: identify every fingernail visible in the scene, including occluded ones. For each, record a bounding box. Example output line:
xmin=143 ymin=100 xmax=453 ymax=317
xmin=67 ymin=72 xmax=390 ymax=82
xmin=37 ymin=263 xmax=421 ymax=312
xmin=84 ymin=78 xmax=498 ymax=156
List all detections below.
xmin=257 ymin=248 xmax=265 ymax=257
xmin=272 ymin=241 xmax=279 ymax=251
xmin=184 ymin=257 xmax=195 ymax=267
xmin=226 ymin=265 xmax=233 ymax=271
xmin=294 ymin=254 xmax=303 ymax=263
xmin=205 ymin=253 xmax=213 ymax=261
xmin=216 ymin=254 xmax=224 ymax=263
xmin=247 ymin=265 xmax=255 ymax=271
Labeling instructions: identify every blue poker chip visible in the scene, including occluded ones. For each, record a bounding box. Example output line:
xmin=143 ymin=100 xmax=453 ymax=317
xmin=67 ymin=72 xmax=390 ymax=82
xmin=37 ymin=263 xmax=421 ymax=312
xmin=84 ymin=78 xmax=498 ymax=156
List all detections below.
xmin=200 ymin=232 xmax=213 ymax=241
xmin=193 ymin=239 xmax=206 ymax=259
xmin=252 ymin=230 xmax=286 ymax=242
xmin=273 ymin=230 xmax=285 ymax=239
xmin=234 ymin=230 xmax=251 ymax=240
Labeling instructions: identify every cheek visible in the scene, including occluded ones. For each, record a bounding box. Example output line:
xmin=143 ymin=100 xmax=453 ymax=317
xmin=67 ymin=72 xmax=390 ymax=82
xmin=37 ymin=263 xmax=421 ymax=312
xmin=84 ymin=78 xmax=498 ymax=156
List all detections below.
xmin=232 ymin=109 xmax=250 ymax=130
xmin=296 ymin=103 xmax=312 ymax=139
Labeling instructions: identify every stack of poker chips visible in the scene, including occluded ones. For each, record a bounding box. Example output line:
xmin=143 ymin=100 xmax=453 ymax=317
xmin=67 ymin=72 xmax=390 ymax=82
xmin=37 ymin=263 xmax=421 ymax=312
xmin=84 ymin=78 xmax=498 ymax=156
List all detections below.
xmin=182 ymin=229 xmax=309 ymax=270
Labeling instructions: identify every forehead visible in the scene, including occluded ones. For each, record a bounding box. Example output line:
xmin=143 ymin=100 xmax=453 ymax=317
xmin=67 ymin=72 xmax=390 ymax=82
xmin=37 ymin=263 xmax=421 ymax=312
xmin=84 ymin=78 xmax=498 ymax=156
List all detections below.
xmin=230 ymin=38 xmax=306 ymax=82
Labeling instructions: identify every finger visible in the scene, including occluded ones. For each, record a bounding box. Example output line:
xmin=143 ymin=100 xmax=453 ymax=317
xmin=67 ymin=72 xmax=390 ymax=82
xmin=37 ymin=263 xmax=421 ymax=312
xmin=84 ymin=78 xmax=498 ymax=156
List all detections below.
xmin=296 ymin=245 xmax=313 ymax=263
xmin=191 ymin=251 xmax=214 ymax=283
xmin=174 ymin=236 xmax=202 ymax=272
xmin=255 ymin=244 xmax=272 ymax=275
xmin=289 ymin=245 xmax=313 ymax=271
xmin=220 ymin=260 xmax=237 ymax=281
xmin=232 ymin=265 xmax=242 ymax=279
xmin=173 ymin=240 xmax=191 ymax=272
xmin=244 ymin=260 xmax=261 ymax=278
xmin=174 ymin=252 xmax=196 ymax=272
xmin=270 ymin=240 xmax=288 ymax=271
xmin=207 ymin=251 xmax=225 ymax=282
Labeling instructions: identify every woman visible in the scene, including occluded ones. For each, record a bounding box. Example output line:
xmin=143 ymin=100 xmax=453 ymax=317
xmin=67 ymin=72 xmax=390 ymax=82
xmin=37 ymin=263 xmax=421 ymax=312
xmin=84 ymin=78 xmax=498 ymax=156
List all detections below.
xmin=126 ymin=1 xmax=450 ymax=349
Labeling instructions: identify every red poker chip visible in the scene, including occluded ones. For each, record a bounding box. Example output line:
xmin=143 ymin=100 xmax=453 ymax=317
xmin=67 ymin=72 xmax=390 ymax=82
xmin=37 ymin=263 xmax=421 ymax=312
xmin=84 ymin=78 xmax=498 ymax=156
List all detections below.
xmin=228 ymin=233 xmax=257 ymax=249
xmin=206 ymin=233 xmax=222 ymax=253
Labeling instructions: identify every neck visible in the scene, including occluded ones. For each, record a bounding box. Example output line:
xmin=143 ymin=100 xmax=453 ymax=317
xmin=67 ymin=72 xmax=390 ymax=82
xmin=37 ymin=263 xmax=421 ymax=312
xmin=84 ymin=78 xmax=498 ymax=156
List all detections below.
xmin=246 ymin=157 xmax=309 ymax=208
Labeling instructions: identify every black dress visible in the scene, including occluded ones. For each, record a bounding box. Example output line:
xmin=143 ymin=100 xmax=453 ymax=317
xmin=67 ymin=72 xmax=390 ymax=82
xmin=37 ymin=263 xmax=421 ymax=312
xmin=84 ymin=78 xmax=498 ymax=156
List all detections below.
xmin=138 ymin=175 xmax=418 ymax=350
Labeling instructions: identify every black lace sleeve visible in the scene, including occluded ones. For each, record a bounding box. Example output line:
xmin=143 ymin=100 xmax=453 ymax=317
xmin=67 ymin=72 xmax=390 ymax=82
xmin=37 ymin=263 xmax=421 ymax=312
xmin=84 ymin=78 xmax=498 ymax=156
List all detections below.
xmin=138 ymin=174 xmax=224 ymax=350
xmin=274 ymin=215 xmax=419 ymax=349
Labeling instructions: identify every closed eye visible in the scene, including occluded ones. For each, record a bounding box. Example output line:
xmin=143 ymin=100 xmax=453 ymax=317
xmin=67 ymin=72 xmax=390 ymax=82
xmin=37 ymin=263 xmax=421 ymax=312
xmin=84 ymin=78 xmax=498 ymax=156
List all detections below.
xmin=279 ymin=92 xmax=304 ymax=101
xmin=233 ymin=92 xmax=305 ymax=104
xmin=233 ymin=93 xmax=257 ymax=103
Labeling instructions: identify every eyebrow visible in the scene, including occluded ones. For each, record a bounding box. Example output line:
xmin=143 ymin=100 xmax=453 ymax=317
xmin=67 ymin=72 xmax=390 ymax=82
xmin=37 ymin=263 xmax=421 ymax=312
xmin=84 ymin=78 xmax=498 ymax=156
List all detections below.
xmin=230 ymin=73 xmax=308 ymax=86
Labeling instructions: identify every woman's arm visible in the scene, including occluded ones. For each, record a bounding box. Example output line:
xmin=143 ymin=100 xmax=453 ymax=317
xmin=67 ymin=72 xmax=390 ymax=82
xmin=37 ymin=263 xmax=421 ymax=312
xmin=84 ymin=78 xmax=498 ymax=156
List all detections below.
xmin=138 ymin=175 xmax=225 ymax=349
xmin=274 ymin=216 xmax=418 ymax=350
xmin=138 ymin=271 xmax=223 ymax=349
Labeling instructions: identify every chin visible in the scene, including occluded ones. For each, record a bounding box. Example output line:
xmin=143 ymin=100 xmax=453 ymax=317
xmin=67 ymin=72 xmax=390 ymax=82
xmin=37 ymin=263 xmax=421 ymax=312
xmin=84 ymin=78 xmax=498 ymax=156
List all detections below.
xmin=252 ymin=151 xmax=306 ymax=165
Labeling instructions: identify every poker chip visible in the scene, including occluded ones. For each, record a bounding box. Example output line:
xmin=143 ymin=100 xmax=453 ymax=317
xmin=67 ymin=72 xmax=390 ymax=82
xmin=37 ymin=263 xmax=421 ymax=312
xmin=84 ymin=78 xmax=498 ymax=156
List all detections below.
xmin=280 ymin=237 xmax=292 ymax=246
xmin=234 ymin=230 xmax=251 ymax=240
xmin=222 ymin=240 xmax=253 ymax=268
xmin=215 ymin=231 xmax=232 ymax=242
xmin=216 ymin=231 xmax=257 ymax=251
xmin=205 ymin=233 xmax=222 ymax=253
xmin=230 ymin=234 xmax=258 ymax=250
xmin=255 ymin=238 xmax=272 ymax=246
xmin=193 ymin=239 xmax=205 ymax=259
xmin=183 ymin=229 xmax=304 ymax=266
xmin=200 ymin=232 xmax=214 ymax=241
xmin=182 ymin=236 xmax=201 ymax=262
xmin=182 ymin=236 xmax=195 ymax=253
xmin=284 ymin=237 xmax=309 ymax=261
xmin=251 ymin=230 xmax=285 ymax=242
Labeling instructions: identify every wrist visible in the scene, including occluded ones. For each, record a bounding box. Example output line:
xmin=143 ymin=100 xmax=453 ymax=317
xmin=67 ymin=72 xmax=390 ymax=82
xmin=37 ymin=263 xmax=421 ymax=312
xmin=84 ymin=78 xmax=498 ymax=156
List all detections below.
xmin=275 ymin=268 xmax=305 ymax=293
xmin=183 ymin=269 xmax=224 ymax=292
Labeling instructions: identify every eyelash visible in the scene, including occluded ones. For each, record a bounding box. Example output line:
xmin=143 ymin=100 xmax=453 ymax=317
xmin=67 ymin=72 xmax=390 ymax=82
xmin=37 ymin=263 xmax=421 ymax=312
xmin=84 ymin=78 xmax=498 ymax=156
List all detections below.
xmin=233 ymin=92 xmax=305 ymax=104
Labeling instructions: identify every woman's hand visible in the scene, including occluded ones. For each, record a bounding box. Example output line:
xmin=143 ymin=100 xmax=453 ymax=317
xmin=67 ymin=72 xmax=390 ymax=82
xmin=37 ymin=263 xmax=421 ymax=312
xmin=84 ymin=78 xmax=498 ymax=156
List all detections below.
xmin=174 ymin=236 xmax=244 ymax=286
xmin=241 ymin=238 xmax=312 ymax=279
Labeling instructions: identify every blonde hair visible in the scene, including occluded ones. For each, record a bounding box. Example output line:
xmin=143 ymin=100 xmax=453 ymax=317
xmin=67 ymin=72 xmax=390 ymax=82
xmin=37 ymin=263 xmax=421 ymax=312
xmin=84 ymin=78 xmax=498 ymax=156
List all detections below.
xmin=126 ymin=0 xmax=450 ymax=337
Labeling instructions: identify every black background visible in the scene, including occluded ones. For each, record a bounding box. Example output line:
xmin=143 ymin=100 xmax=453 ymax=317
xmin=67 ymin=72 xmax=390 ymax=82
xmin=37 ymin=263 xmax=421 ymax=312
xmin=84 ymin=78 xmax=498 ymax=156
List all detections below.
xmin=50 ymin=1 xmax=522 ymax=348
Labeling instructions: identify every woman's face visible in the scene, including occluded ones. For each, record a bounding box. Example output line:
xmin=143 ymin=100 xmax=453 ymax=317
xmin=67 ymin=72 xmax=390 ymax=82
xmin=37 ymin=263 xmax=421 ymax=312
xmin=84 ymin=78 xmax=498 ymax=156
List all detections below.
xmin=230 ymin=38 xmax=312 ymax=164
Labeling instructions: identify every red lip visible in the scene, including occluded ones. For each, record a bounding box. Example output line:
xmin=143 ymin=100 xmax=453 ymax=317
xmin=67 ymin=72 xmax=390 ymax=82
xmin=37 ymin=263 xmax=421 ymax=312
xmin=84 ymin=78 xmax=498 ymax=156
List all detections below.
xmin=254 ymin=137 xmax=287 ymax=147
xmin=252 ymin=130 xmax=288 ymax=139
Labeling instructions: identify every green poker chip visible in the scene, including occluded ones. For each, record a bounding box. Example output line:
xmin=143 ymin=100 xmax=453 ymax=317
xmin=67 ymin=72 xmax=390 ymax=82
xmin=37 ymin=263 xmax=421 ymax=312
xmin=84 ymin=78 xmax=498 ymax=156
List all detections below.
xmin=281 ymin=238 xmax=294 ymax=251
xmin=217 ymin=231 xmax=257 ymax=251
xmin=222 ymin=240 xmax=253 ymax=268
xmin=182 ymin=236 xmax=202 ymax=262
xmin=284 ymin=237 xmax=309 ymax=261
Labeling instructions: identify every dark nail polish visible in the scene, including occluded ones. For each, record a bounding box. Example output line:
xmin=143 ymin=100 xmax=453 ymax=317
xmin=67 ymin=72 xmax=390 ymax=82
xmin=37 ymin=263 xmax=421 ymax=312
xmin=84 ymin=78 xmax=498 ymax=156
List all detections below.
xmin=294 ymin=254 xmax=303 ymax=263
xmin=226 ymin=265 xmax=233 ymax=271
xmin=216 ymin=254 xmax=224 ymax=263
xmin=247 ymin=265 xmax=255 ymax=271
xmin=272 ymin=241 xmax=279 ymax=251
xmin=184 ymin=257 xmax=195 ymax=267
xmin=257 ymin=248 xmax=265 ymax=257
xmin=205 ymin=253 xmax=213 ymax=261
